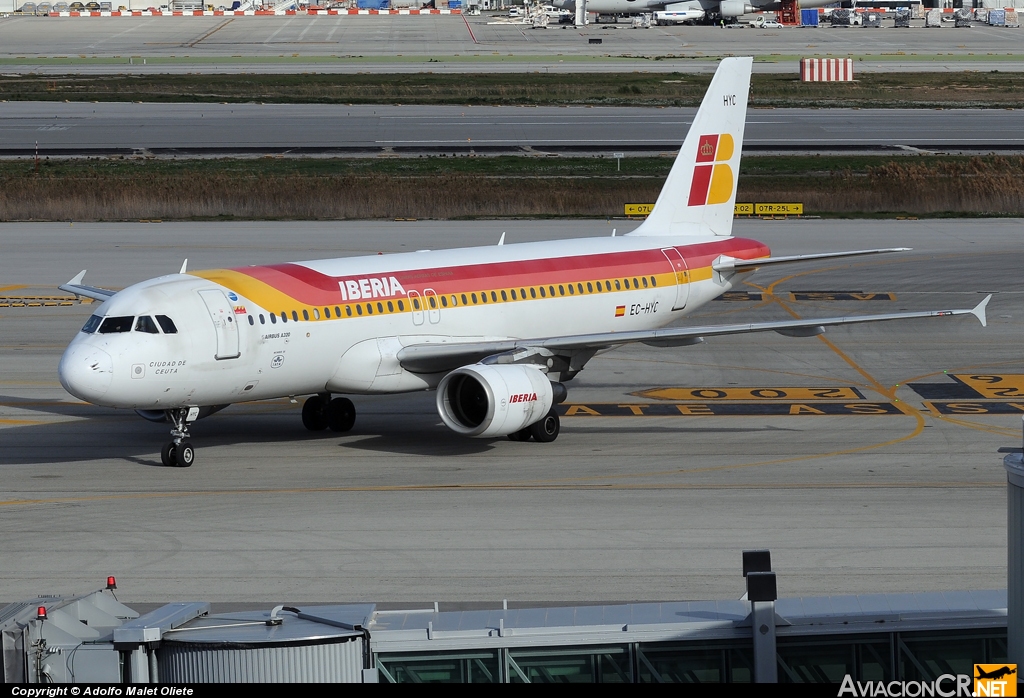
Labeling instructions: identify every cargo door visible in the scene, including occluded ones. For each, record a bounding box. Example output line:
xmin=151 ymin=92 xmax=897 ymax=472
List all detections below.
xmin=660 ymin=247 xmax=690 ymax=311
xmin=198 ymin=289 xmax=241 ymax=360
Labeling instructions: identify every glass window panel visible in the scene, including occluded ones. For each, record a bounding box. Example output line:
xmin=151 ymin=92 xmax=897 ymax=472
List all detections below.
xmin=376 ymin=650 xmax=500 ymax=683
xmin=777 ymin=635 xmax=891 ymax=683
xmin=508 ymin=645 xmax=631 ymax=683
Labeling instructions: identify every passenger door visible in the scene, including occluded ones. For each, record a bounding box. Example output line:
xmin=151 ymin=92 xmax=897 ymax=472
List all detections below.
xmin=198 ymin=289 xmax=241 ymax=360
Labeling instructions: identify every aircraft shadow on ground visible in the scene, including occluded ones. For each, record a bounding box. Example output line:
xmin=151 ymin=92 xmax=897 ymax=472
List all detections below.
xmin=0 ymin=396 xmax=499 ymax=465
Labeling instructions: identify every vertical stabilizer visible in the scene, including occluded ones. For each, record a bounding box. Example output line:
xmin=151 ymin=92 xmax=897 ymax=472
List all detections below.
xmin=628 ymin=57 xmax=752 ymax=238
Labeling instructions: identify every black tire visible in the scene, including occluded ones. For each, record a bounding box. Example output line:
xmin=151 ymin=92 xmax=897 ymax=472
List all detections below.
xmin=528 ymin=409 xmax=560 ymax=443
xmin=301 ymin=395 xmax=329 ymax=431
xmin=327 ymin=397 xmax=356 ymax=432
xmin=160 ymin=442 xmax=177 ymax=467
xmin=176 ymin=442 xmax=195 ymax=467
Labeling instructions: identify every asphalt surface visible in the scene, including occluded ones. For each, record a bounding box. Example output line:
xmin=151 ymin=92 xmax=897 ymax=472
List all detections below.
xmin=0 ymin=14 xmax=1021 ymax=73
xmin=0 ymin=218 xmax=1020 ymax=604
xmin=4 ymin=102 xmax=1022 ymax=155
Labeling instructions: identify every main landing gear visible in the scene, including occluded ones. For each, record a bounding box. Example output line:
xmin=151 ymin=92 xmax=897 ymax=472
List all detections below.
xmin=508 ymin=408 xmax=561 ymax=443
xmin=161 ymin=408 xmax=196 ymax=467
xmin=302 ymin=394 xmax=357 ymax=433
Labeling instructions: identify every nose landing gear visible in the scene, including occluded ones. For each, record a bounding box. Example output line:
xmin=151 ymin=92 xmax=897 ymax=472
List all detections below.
xmin=161 ymin=408 xmax=196 ymax=467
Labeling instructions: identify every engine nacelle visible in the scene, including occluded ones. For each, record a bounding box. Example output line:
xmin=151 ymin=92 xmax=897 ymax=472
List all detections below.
xmin=719 ymin=1 xmax=754 ymax=17
xmin=437 ymin=364 xmax=554 ymax=438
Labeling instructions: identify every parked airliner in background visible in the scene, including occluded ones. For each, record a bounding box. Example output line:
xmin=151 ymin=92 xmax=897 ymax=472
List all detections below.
xmin=551 ymin=0 xmax=833 ymax=21
xmin=58 ymin=58 xmax=990 ymax=467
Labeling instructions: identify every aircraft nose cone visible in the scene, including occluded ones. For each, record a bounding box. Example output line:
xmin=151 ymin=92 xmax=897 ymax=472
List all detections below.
xmin=59 ymin=343 xmax=114 ymax=403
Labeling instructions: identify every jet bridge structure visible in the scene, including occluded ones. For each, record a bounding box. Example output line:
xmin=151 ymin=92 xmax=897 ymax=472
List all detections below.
xmin=2 ymin=584 xmax=1009 ymax=683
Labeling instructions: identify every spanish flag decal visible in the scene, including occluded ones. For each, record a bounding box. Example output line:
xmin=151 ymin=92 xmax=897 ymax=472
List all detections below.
xmin=615 ymin=305 xmax=626 ymax=317
xmin=687 ymin=133 xmax=735 ymax=207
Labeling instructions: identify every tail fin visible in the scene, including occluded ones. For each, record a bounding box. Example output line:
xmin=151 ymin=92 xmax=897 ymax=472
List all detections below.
xmin=628 ymin=57 xmax=752 ymax=238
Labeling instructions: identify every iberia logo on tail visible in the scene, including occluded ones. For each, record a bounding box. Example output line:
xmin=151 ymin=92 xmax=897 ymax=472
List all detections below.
xmin=687 ymin=134 xmax=736 ymax=207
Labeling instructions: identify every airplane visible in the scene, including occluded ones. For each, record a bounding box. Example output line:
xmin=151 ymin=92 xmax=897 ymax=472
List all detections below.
xmin=56 ymin=57 xmax=991 ymax=467
xmin=975 ymin=666 xmax=1017 ymax=681
xmin=551 ymin=0 xmax=834 ymax=22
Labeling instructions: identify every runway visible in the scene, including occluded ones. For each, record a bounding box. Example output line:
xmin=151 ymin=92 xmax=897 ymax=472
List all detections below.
xmin=1 ymin=218 xmax=1020 ymax=604
xmin=0 ymin=14 xmax=1021 ymax=73
xmin=4 ymin=102 xmax=1023 ymax=155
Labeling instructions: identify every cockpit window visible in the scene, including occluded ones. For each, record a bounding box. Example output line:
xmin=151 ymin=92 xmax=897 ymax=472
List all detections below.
xmin=156 ymin=315 xmax=177 ymax=334
xmin=135 ymin=316 xmax=160 ymax=334
xmin=98 ymin=316 xmax=134 ymax=334
xmin=81 ymin=315 xmax=102 ymax=334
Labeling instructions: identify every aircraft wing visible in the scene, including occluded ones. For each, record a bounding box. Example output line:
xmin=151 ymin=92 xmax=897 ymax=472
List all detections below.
xmin=59 ymin=270 xmax=117 ymax=302
xmin=397 ymin=295 xmax=991 ymax=374
xmin=712 ymin=248 xmax=912 ymax=274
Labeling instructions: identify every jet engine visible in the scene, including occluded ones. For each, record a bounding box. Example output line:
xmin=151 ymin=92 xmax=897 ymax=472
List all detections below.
xmin=437 ymin=364 xmax=554 ymax=438
xmin=718 ymin=1 xmax=755 ymax=16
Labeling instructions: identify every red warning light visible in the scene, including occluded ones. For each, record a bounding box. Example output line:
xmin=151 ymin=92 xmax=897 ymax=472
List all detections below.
xmin=106 ymin=576 xmax=117 ymax=590
xmin=36 ymin=606 xmax=47 ymax=621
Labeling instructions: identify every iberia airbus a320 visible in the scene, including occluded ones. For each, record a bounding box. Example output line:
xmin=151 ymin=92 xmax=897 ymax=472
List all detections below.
xmin=56 ymin=58 xmax=990 ymax=467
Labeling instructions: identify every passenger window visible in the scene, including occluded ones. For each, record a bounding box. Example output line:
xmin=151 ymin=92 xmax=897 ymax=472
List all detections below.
xmin=335 ymin=306 xmax=341 ymax=317
xmin=642 ymin=277 xmax=649 ymax=288
xmin=388 ymin=301 xmax=394 ymax=312
xmin=292 ymin=311 xmax=299 ymax=322
xmin=587 ymin=282 xmax=593 ymax=293
xmin=568 ymin=285 xmax=574 ymax=295
xmin=540 ymin=287 xmax=546 ymax=298
xmin=302 ymin=309 xmax=309 ymax=321
xmin=377 ymin=302 xmax=383 ymax=314
xmin=413 ymin=298 xmax=421 ymax=310
xmin=260 ymin=314 xmax=265 ymax=325
xmin=530 ymin=288 xmax=537 ymax=299
xmin=270 ymin=313 xmax=277 ymax=324
xmin=81 ymin=315 xmax=102 ymax=334
xmin=136 ymin=313 xmax=159 ymax=333
xmin=156 ymin=315 xmax=177 ymax=334
xmin=651 ymin=276 xmax=657 ymax=287
xmin=396 ymin=301 xmax=404 ymax=312
xmin=324 ymin=307 xmax=330 ymax=319
xmin=500 ymin=290 xmax=507 ymax=301
xmin=441 ymin=296 xmax=448 ymax=308
xmin=429 ymin=296 xmax=437 ymax=309
xmin=312 ymin=308 xmax=320 ymax=320
xmin=578 ymin=283 xmax=584 ymax=294
xmin=615 ymin=280 xmax=621 ymax=291
xmin=461 ymin=294 xmax=468 ymax=306
xmin=99 ymin=316 xmax=134 ymax=334
xmin=558 ymin=285 xmax=565 ymax=296
xmin=510 ymin=289 xmax=516 ymax=300
xmin=346 ymin=306 xmax=353 ymax=317
xmin=520 ymin=288 xmax=526 ymax=299
xmin=248 ymin=315 xmax=254 ymax=326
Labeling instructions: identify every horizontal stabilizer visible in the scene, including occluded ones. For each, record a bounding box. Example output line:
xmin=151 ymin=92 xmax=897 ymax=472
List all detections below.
xmin=713 ymin=248 xmax=912 ymax=273
xmin=59 ymin=270 xmax=117 ymax=302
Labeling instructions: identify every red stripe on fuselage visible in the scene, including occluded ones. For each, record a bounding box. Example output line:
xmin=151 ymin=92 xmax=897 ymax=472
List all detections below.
xmin=224 ymin=238 xmax=768 ymax=306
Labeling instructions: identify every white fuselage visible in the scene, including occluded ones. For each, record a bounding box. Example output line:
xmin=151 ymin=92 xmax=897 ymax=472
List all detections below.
xmin=58 ymin=233 xmax=768 ymax=411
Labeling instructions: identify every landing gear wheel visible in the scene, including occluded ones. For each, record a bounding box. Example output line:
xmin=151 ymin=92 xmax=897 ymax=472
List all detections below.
xmin=302 ymin=395 xmax=329 ymax=431
xmin=508 ymin=428 xmax=532 ymax=442
xmin=161 ymin=442 xmax=177 ymax=467
xmin=528 ymin=409 xmax=560 ymax=443
xmin=176 ymin=442 xmax=195 ymax=467
xmin=327 ymin=397 xmax=356 ymax=432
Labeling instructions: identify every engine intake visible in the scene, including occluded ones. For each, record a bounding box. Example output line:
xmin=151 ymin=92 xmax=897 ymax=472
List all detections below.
xmin=437 ymin=364 xmax=554 ymax=438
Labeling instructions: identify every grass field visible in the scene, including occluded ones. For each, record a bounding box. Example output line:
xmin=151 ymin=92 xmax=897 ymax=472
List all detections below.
xmin=2 ymin=154 xmax=1022 ymax=220
xmin=3 ymin=72 xmax=1024 ymax=108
